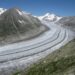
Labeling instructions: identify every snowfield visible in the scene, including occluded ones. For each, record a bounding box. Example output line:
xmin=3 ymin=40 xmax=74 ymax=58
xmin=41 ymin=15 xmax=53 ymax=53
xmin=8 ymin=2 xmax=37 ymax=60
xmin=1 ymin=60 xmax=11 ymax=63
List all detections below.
xmin=0 ymin=21 xmax=74 ymax=75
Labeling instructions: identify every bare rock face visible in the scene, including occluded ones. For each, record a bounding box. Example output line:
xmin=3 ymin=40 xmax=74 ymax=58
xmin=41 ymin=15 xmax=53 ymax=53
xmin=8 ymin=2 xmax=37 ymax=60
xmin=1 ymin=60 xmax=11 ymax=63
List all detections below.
xmin=58 ymin=16 xmax=75 ymax=31
xmin=0 ymin=8 xmax=48 ymax=45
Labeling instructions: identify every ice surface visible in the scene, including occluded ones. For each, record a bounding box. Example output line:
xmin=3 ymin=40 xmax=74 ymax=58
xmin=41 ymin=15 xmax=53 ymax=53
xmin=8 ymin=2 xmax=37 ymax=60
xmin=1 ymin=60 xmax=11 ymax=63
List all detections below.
xmin=0 ymin=21 xmax=74 ymax=75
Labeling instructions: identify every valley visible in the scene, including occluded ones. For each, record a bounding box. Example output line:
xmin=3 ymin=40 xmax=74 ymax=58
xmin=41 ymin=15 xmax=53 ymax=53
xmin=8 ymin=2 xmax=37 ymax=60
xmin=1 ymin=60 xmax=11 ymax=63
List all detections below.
xmin=0 ymin=8 xmax=75 ymax=75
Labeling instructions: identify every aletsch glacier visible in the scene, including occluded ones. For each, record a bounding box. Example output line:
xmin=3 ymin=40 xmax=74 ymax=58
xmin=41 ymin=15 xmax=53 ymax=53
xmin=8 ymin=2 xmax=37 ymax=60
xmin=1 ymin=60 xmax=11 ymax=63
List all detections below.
xmin=0 ymin=8 xmax=75 ymax=75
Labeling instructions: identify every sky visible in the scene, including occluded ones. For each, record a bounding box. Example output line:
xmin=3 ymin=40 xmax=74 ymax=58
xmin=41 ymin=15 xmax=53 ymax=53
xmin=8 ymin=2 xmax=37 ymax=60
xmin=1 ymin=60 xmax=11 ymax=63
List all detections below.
xmin=0 ymin=0 xmax=75 ymax=16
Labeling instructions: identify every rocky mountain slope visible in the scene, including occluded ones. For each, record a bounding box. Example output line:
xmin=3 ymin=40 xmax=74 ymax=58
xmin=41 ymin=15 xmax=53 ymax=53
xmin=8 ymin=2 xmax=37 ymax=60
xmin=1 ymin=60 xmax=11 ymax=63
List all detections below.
xmin=58 ymin=16 xmax=75 ymax=31
xmin=0 ymin=8 xmax=48 ymax=45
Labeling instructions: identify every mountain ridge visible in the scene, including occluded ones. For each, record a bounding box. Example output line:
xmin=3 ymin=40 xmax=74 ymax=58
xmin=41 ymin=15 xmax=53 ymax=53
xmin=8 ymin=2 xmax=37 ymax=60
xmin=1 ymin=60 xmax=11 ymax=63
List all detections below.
xmin=0 ymin=8 xmax=6 ymax=15
xmin=0 ymin=7 xmax=48 ymax=45
xmin=58 ymin=16 xmax=75 ymax=31
xmin=36 ymin=13 xmax=62 ymax=22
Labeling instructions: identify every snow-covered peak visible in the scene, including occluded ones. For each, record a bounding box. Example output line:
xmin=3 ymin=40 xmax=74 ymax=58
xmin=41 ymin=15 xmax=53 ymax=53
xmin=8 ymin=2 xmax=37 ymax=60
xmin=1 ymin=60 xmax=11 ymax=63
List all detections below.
xmin=0 ymin=7 xmax=32 ymax=17
xmin=44 ymin=13 xmax=55 ymax=17
xmin=0 ymin=8 xmax=6 ymax=15
xmin=37 ymin=13 xmax=62 ymax=22
xmin=44 ymin=13 xmax=56 ymax=20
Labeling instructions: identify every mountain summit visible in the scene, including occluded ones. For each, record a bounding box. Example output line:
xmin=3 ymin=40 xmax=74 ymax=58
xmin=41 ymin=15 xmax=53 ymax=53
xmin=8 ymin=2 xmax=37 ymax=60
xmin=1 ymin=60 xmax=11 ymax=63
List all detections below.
xmin=0 ymin=8 xmax=48 ymax=45
xmin=37 ymin=13 xmax=62 ymax=22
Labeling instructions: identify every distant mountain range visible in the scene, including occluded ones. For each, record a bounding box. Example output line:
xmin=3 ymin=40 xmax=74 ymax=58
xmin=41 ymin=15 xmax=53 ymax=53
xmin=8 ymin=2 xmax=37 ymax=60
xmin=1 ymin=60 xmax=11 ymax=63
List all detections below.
xmin=36 ymin=13 xmax=62 ymax=22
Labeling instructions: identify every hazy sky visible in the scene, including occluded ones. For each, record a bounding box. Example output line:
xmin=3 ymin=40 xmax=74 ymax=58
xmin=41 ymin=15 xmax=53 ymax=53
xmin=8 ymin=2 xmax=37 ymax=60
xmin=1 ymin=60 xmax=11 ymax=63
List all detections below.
xmin=0 ymin=0 xmax=75 ymax=16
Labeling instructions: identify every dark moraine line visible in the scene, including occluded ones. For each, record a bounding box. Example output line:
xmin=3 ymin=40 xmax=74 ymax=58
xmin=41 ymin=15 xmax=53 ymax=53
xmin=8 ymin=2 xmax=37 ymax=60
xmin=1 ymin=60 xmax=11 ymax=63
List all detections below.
xmin=0 ymin=29 xmax=61 ymax=56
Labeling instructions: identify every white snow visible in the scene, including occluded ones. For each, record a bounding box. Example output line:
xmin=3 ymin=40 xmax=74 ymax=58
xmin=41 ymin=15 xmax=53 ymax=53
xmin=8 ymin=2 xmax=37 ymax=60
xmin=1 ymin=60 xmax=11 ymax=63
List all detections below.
xmin=44 ymin=13 xmax=56 ymax=20
xmin=18 ymin=20 xmax=25 ymax=24
xmin=0 ymin=8 xmax=6 ymax=15
xmin=16 ymin=9 xmax=23 ymax=15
